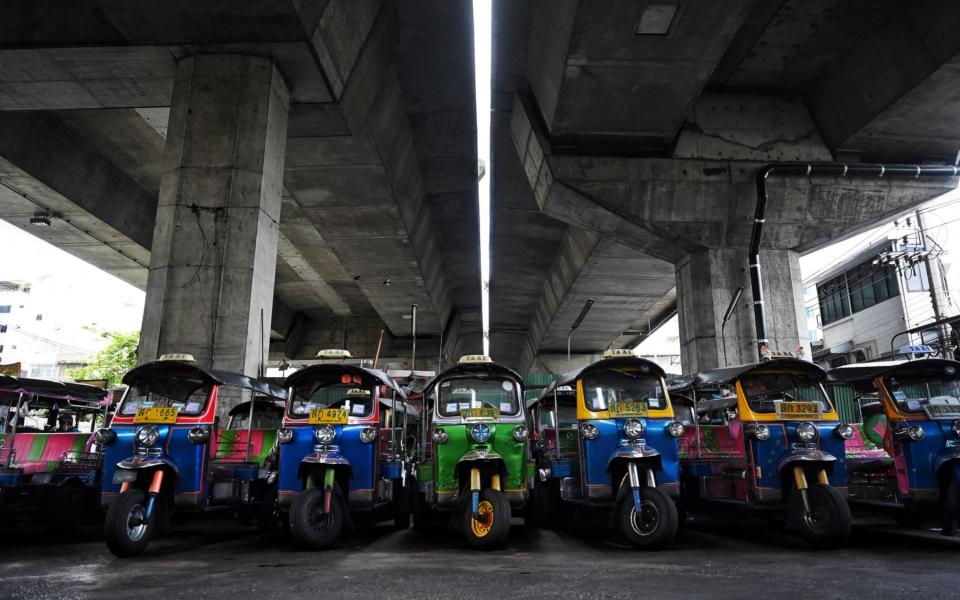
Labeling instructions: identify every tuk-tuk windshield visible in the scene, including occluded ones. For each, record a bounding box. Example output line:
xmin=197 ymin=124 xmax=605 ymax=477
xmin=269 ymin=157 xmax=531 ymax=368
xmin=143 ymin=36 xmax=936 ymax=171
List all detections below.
xmin=119 ymin=378 xmax=211 ymax=417
xmin=884 ymin=375 xmax=960 ymax=415
xmin=437 ymin=377 xmax=521 ymax=417
xmin=582 ymin=370 xmax=667 ymax=412
xmin=288 ymin=381 xmax=376 ymax=419
xmin=740 ymin=372 xmax=831 ymax=416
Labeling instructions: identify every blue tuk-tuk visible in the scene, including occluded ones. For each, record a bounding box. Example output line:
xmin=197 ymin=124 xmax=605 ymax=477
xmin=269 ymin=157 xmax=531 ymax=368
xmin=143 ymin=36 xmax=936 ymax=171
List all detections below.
xmin=670 ymin=358 xmax=852 ymax=548
xmin=0 ymin=376 xmax=107 ymax=528
xmin=276 ymin=351 xmax=417 ymax=548
xmin=97 ymin=354 xmax=287 ymax=557
xmin=528 ymin=351 xmax=682 ymax=548
xmin=828 ymin=359 xmax=960 ymax=535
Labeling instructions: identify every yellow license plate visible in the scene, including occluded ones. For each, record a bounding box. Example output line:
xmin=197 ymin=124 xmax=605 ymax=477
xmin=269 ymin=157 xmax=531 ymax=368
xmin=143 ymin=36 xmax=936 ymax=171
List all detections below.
xmin=608 ymin=402 xmax=648 ymax=417
xmin=461 ymin=407 xmax=499 ymax=422
xmin=309 ymin=408 xmax=348 ymax=425
xmin=133 ymin=407 xmax=178 ymax=424
xmin=777 ymin=401 xmax=821 ymax=419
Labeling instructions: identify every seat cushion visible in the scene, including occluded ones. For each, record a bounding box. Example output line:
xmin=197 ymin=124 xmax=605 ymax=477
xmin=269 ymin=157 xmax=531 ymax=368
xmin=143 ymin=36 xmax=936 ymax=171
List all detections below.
xmin=212 ymin=429 xmax=278 ymax=467
xmin=0 ymin=432 xmax=90 ymax=474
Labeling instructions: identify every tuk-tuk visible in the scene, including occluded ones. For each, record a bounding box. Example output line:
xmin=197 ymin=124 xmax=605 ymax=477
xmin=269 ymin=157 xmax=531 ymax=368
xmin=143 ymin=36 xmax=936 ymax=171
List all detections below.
xmin=413 ymin=355 xmax=531 ymax=548
xmin=0 ymin=376 xmax=107 ymax=527
xmin=670 ymin=358 xmax=852 ymax=547
xmin=528 ymin=351 xmax=682 ymax=548
xmin=97 ymin=354 xmax=286 ymax=557
xmin=276 ymin=350 xmax=418 ymax=548
xmin=827 ymin=359 xmax=960 ymax=535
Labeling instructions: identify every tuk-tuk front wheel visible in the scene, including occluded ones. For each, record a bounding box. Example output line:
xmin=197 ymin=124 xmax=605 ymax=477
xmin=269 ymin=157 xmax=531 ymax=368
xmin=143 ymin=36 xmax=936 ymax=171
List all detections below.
xmin=790 ymin=482 xmax=851 ymax=548
xmin=617 ymin=486 xmax=678 ymax=550
xmin=105 ymin=489 xmax=155 ymax=558
xmin=289 ymin=486 xmax=346 ymax=549
xmin=463 ymin=488 xmax=511 ymax=549
xmin=942 ymin=479 xmax=960 ymax=537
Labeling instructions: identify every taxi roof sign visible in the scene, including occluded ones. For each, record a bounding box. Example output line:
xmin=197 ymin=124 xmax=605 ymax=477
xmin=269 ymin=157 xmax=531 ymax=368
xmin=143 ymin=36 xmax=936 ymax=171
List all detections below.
xmin=458 ymin=354 xmax=492 ymax=365
xmin=602 ymin=349 xmax=636 ymax=358
xmin=317 ymin=349 xmax=352 ymax=359
xmin=159 ymin=353 xmax=196 ymax=362
xmin=346 ymin=388 xmax=370 ymax=396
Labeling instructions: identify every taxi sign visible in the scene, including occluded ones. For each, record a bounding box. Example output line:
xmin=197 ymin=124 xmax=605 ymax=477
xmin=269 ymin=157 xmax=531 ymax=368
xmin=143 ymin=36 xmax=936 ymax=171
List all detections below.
xmin=317 ymin=349 xmax=352 ymax=359
xmin=309 ymin=408 xmax=349 ymax=425
xmin=159 ymin=353 xmax=195 ymax=362
xmin=461 ymin=407 xmax=499 ymax=423
xmin=775 ymin=401 xmax=821 ymax=420
xmin=133 ymin=406 xmax=178 ymax=424
xmin=602 ymin=349 xmax=636 ymax=358
xmin=346 ymin=388 xmax=370 ymax=397
xmin=458 ymin=354 xmax=492 ymax=365
xmin=608 ymin=402 xmax=648 ymax=417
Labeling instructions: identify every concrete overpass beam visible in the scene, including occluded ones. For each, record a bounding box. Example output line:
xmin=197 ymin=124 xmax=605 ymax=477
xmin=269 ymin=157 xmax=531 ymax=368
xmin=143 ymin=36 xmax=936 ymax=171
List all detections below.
xmin=676 ymin=247 xmax=806 ymax=374
xmin=139 ymin=55 xmax=289 ymax=376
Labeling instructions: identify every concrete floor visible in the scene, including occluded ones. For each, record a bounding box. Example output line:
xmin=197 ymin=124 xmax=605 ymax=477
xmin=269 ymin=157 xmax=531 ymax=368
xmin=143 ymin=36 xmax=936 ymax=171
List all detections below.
xmin=1 ymin=516 xmax=958 ymax=600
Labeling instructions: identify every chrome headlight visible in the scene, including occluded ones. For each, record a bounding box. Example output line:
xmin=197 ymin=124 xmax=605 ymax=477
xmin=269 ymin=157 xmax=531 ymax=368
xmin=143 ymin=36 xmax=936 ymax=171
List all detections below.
xmin=907 ymin=425 xmax=925 ymax=441
xmin=580 ymin=423 xmax=599 ymax=440
xmin=359 ymin=427 xmax=377 ymax=444
xmin=512 ymin=425 xmax=529 ymax=442
xmin=836 ymin=423 xmax=855 ymax=440
xmin=187 ymin=427 xmax=209 ymax=444
xmin=94 ymin=428 xmax=116 ymax=446
xmin=470 ymin=423 xmax=492 ymax=443
xmin=432 ymin=428 xmax=448 ymax=444
xmin=751 ymin=424 xmax=771 ymax=441
xmin=666 ymin=421 xmax=684 ymax=438
xmin=952 ymin=419 xmax=960 ymax=438
xmin=277 ymin=428 xmax=294 ymax=444
xmin=623 ymin=418 xmax=644 ymax=439
xmin=315 ymin=425 xmax=336 ymax=444
xmin=796 ymin=422 xmax=818 ymax=442
xmin=135 ymin=426 xmax=159 ymax=448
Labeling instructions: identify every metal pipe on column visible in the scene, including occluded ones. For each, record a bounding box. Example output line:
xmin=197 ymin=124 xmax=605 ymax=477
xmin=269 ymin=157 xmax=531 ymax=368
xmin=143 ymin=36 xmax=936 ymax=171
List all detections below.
xmin=752 ymin=163 xmax=959 ymax=362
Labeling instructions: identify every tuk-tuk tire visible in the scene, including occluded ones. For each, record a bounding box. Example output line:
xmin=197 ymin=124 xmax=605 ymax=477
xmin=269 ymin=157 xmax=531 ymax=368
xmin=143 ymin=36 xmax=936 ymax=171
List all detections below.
xmin=942 ymin=479 xmax=960 ymax=536
xmin=256 ymin=487 xmax=280 ymax=532
xmin=790 ymin=483 xmax=851 ymax=549
xmin=289 ymin=486 xmax=346 ymax=549
xmin=616 ymin=486 xmax=678 ymax=550
xmin=43 ymin=485 xmax=85 ymax=532
xmin=462 ymin=488 xmax=511 ymax=549
xmin=105 ymin=489 xmax=155 ymax=558
xmin=412 ymin=492 xmax=432 ymax=531
xmin=392 ymin=481 xmax=412 ymax=531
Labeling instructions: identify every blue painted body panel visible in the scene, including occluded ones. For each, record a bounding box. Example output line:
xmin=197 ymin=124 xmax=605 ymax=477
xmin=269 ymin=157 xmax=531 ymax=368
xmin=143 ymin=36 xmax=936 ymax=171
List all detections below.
xmin=581 ymin=418 xmax=681 ymax=486
xmin=895 ymin=420 xmax=957 ymax=493
xmin=101 ymin=425 xmax=207 ymax=502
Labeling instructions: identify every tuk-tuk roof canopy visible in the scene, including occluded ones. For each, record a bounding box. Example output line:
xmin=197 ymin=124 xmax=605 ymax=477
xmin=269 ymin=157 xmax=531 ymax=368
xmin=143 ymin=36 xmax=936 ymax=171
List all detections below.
xmin=0 ymin=375 xmax=108 ymax=405
xmin=423 ymin=360 xmax=524 ymax=397
xmin=227 ymin=398 xmax=285 ymax=417
xmin=536 ymin=356 xmax=667 ymax=403
xmin=687 ymin=358 xmax=827 ymax=387
xmin=827 ymin=358 xmax=960 ymax=386
xmin=122 ymin=360 xmax=286 ymax=399
xmin=282 ymin=363 xmax=406 ymax=400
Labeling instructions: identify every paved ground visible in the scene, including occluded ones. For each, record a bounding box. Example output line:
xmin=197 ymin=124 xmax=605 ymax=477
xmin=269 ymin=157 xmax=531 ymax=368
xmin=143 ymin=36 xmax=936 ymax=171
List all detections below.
xmin=1 ymin=514 xmax=958 ymax=600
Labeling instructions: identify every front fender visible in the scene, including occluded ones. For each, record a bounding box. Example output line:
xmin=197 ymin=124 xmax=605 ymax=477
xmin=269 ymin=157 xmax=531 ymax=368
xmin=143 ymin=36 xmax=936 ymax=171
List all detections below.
xmin=933 ymin=448 xmax=960 ymax=475
xmin=301 ymin=450 xmax=352 ymax=474
xmin=605 ymin=445 xmax=661 ymax=472
xmin=116 ymin=453 xmax=181 ymax=481
xmin=777 ymin=449 xmax=837 ymax=473
xmin=457 ymin=449 xmax=504 ymax=464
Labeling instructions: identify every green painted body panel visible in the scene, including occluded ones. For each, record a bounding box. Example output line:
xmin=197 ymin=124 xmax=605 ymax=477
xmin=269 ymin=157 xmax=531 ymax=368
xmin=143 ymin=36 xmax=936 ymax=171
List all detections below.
xmin=417 ymin=462 xmax=433 ymax=483
xmin=433 ymin=423 xmax=527 ymax=492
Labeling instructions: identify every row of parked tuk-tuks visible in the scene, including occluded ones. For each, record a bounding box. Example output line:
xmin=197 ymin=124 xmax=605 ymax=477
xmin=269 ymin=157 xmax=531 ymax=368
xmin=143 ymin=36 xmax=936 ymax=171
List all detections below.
xmin=1 ymin=348 xmax=959 ymax=556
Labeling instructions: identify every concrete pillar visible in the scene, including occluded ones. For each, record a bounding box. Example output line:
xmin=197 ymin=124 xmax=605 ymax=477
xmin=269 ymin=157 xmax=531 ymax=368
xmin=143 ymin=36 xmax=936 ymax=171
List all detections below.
xmin=676 ymin=247 xmax=807 ymax=373
xmin=139 ymin=55 xmax=289 ymax=376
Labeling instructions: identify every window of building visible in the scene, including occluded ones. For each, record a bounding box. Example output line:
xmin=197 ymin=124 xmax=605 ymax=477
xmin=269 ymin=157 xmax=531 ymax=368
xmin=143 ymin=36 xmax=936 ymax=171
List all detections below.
xmin=817 ymin=274 xmax=850 ymax=325
xmin=0 ymin=305 xmax=10 ymax=314
xmin=904 ymin=265 xmax=930 ymax=292
xmin=35 ymin=314 xmax=42 ymax=321
xmin=846 ymin=260 xmax=899 ymax=312
xmin=0 ymin=324 xmax=6 ymax=333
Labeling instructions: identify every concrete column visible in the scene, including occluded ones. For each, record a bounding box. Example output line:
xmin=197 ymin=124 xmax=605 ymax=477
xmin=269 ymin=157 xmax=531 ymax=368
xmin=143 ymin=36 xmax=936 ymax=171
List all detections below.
xmin=139 ymin=55 xmax=289 ymax=375
xmin=676 ymin=247 xmax=807 ymax=373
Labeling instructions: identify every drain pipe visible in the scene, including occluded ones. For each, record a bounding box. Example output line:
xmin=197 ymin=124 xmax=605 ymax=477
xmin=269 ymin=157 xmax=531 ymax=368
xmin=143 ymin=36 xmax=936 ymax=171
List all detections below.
xmin=752 ymin=162 xmax=959 ymax=362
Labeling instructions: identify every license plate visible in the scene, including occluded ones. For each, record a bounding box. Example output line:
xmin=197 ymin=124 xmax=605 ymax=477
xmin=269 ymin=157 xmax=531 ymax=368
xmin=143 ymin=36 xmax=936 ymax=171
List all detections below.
xmin=133 ymin=407 xmax=178 ymax=424
xmin=461 ymin=407 xmax=499 ymax=423
xmin=309 ymin=408 xmax=348 ymax=425
xmin=776 ymin=401 xmax=821 ymax=420
xmin=924 ymin=405 xmax=960 ymax=420
xmin=608 ymin=402 xmax=648 ymax=417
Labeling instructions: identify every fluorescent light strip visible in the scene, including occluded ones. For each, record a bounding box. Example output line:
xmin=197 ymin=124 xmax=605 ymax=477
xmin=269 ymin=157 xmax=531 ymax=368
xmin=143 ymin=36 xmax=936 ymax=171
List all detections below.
xmin=474 ymin=0 xmax=492 ymax=355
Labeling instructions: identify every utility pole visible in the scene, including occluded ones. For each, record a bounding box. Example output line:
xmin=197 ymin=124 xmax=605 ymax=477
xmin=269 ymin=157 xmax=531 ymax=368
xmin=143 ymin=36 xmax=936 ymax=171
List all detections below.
xmin=916 ymin=210 xmax=950 ymax=354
